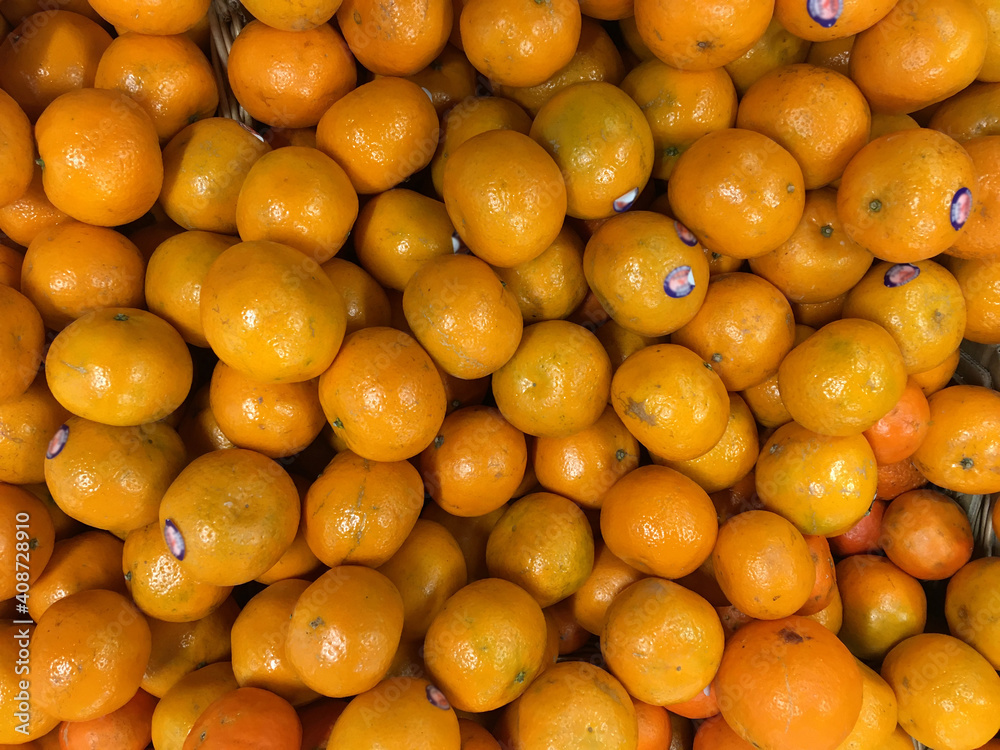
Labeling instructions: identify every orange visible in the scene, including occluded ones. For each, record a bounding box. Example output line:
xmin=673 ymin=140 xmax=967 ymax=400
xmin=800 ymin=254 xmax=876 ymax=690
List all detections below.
xmin=568 ymin=542 xmax=645 ymax=636
xmin=633 ymin=0 xmax=773 ymax=71
xmin=1 ymin=0 xmax=104 ymax=24
xmin=672 ymin=272 xmax=795 ymax=391
xmin=798 ymin=535 xmax=836 ymax=616
xmin=320 ymin=260 xmax=390 ymax=334
xmin=882 ymin=489 xmax=974 ymax=581
xmin=868 ymin=112 xmax=922 ymax=140
xmin=457 ymin=718 xmax=501 ymax=749
xmin=45 ymin=416 xmax=186 ymax=538
xmin=236 ymin=147 xmax=358 ymax=261
xmin=0 ymin=284 xmax=44 ymax=403
xmin=610 ymin=343 xmax=730 ymax=461
xmin=620 ymin=61 xmax=737 ymax=182
xmin=911 ymin=347 xmax=961 ymax=396
xmin=421 ymin=406 xmax=526 ymax=517
xmin=833 ymin=662 xmax=898 ymax=750
xmin=789 ymin=293 xmax=846 ymax=327
xmin=862 ymin=379 xmax=931 ymax=464
xmin=777 ymin=318 xmax=907 ymax=436
xmin=712 ymin=510 xmax=815 ymax=620
xmin=126 ymin=218 xmax=183 ymax=262
xmin=530 ymin=81 xmax=654 ymax=220
xmin=160 ymin=118 xmax=271 ymax=234
xmin=443 ymin=129 xmax=566 ymax=268
xmin=404 ymin=44 xmax=478 ymax=116
xmin=256 ymin=476 xmax=322 ymax=585
xmin=635 ymin=699 xmax=673 ymax=750
xmin=0 ymin=11 xmax=112 ymax=121
xmin=201 ymin=240 xmax=346 ymax=383
xmin=150 ymin=662 xmax=238 ymax=750
xmin=882 ymin=634 xmax=1000 ymax=750
xmin=45 ymin=308 xmax=192 ymax=426
xmin=946 ymin=557 xmax=1000 ymax=669
xmin=544 ymin=597 xmax=589 ymax=655
xmin=123 ymin=521 xmax=231 ymax=623
xmin=975 ymin=0 xmax=1000 ymax=80
xmin=240 ymin=0 xmax=341 ymax=30
xmin=58 ymin=688 xmax=156 ymax=750
xmin=602 ymin=577 xmax=724 ymax=705
xmin=0 ymin=483 xmax=54 ymax=601
xmin=316 ymin=77 xmax=439 ymax=195
xmin=836 ymin=555 xmax=927 ymax=662
xmin=0 ymin=163 xmax=71 ymax=249
xmin=353 ymin=189 xmax=455 ymax=291
xmin=912 ymin=385 xmax=1000 ymax=494
xmin=775 ymin=0 xmax=895 ymax=41
xmin=952 ymin=135 xmax=1000 ymax=259
xmin=949 ymin=255 xmax=1000 ymax=343
xmin=583 ymin=211 xmax=710 ymax=337
xmin=181 ymin=687 xmax=301 ymax=750
xmin=595 ymin=320 xmax=665 ymax=376
xmin=694 ymin=715 xmax=753 ymax=749
xmin=928 ymin=82 xmax=1000 ymax=143
xmin=296 ymin=698 xmax=348 ymax=750
xmin=318 ymin=327 xmax=447 ymax=461
xmin=403 ymin=254 xmax=523 ymax=377
xmin=89 ymin=0 xmax=209 ymax=34
xmin=0 ymin=376 xmax=70 ymax=484
xmin=144 ymin=599 xmax=237 ymax=698
xmin=508 ymin=662 xmax=638 ymax=748
xmin=601 ymin=465 xmax=718 ymax=580
xmin=723 ymin=16 xmax=812 ymax=96
xmin=737 ymin=64 xmax=870 ymax=190
xmin=460 ymin=0 xmax=579 ymax=87
xmin=158 ymin=448 xmax=300 ymax=586
xmin=755 ymin=422 xmax=877 ymax=536
xmin=35 ymin=89 xmax=161 ymax=227
xmin=0 ymin=245 xmax=25 ymax=289
xmin=339 ymin=0 xmax=451 ymax=76
xmin=27 ymin=530 xmax=125 ymax=622
xmin=21 ymin=221 xmax=145 ymax=331
xmin=875 ymin=459 xmax=927 ymax=502
xmin=850 ymin=0 xmax=988 ymax=114
xmin=423 ymin=578 xmax=547 ymax=712
xmin=94 ymin=32 xmax=218 ymax=143
xmin=716 ymin=616 xmax=863 ymax=750
xmin=1 ymin=622 xmax=60 ymax=742
xmin=303 ymin=449 xmax=423 ymax=567
xmin=228 ymin=22 xmax=355 ymax=129
xmin=0 ymin=88 xmax=32 ymax=207
xmin=668 ymin=128 xmax=806 ymax=259
xmin=144 ymin=231 xmax=239 ymax=348
xmin=32 ymin=589 xmax=152 ymax=722
xmin=327 ymin=676 xmax=460 ymax=749
xmin=176 ymin=395 xmax=235 ymax=459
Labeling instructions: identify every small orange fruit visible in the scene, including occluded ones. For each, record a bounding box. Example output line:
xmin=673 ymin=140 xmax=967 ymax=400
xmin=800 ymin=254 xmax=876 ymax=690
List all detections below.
xmin=881 ymin=489 xmax=974 ymax=580
xmin=833 ymin=661 xmax=898 ymax=750
xmin=240 ymin=0 xmax=341 ymax=30
xmin=338 ymin=0 xmax=451 ymax=76
xmin=0 ymin=88 xmax=32 ymax=207
xmin=0 ymin=483 xmax=55 ymax=600
xmin=569 ymin=541 xmax=645 ymax=635
xmin=404 ymin=44 xmax=478 ymax=116
xmin=319 ymin=257 xmax=391 ymax=334
xmin=58 ymin=688 xmax=157 ymax=750
xmin=946 ymin=557 xmax=1000 ymax=669
xmin=949 ymin=255 xmax=1000 ymax=344
xmin=181 ymin=686 xmax=301 ymax=750
xmin=0 ymin=163 xmax=71 ymax=249
xmin=911 ymin=347 xmax=961 ymax=396
xmin=150 ymin=662 xmax=238 ymax=750
xmin=862 ymin=379 xmax=931 ymax=464
xmin=0 ymin=376 xmax=70 ymax=484
xmin=0 ymin=284 xmax=44 ymax=403
xmin=797 ymin=535 xmax=837 ymax=616
xmin=89 ymin=0 xmax=210 ymax=34
xmin=724 ymin=16 xmax=812 ymax=97
xmin=26 ymin=530 xmax=125 ymax=622
xmin=950 ymin=135 xmax=1000 ymax=259
xmin=1 ymin=623 xmax=60 ymax=742
xmin=775 ymin=0 xmax=896 ymax=42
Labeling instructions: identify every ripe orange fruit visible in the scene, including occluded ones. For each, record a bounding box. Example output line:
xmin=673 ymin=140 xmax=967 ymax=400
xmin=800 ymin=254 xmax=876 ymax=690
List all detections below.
xmin=338 ymin=0 xmax=451 ymax=76
xmin=882 ymin=489 xmax=974 ymax=580
xmin=836 ymin=555 xmax=927 ymax=662
xmin=946 ymin=557 xmax=1000 ymax=669
xmin=404 ymin=43 xmax=478 ymax=116
xmin=602 ymin=577 xmax=724 ymax=705
xmin=158 ymin=448 xmax=300 ymax=586
xmin=58 ymin=688 xmax=156 ymax=750
xmin=94 ymin=32 xmax=218 ymax=143
xmin=876 ymin=460 xmax=928 ymax=502
xmin=35 ymin=89 xmax=162 ymax=227
xmin=912 ymin=385 xmax=1000 ymax=493
xmin=182 ymin=686 xmax=301 ymax=750
xmin=320 ymin=258 xmax=391 ymax=334
xmin=777 ymin=318 xmax=907 ymax=436
xmin=797 ymin=535 xmax=836 ymax=616
xmin=633 ymin=0 xmax=772 ymax=71
xmin=0 ymin=284 xmax=44 ymax=403
xmin=951 ymin=135 xmax=1000 ymax=259
xmin=0 ymin=375 xmax=70 ymax=484
xmin=27 ymin=529 xmax=125 ymax=622
xmin=755 ymin=421 xmax=878 ymax=536
xmin=0 ymin=483 xmax=54 ymax=601
xmin=850 ymin=0 xmax=988 ymax=114
xmin=862 ymin=379 xmax=931 ymax=464
xmin=318 ymin=327 xmax=447 ymax=461
xmin=89 ymin=0 xmax=210 ymax=34
xmin=150 ymin=662 xmax=238 ymax=750
xmin=775 ymin=0 xmax=896 ymax=41
xmin=910 ymin=347 xmax=961 ymax=396
xmin=833 ymin=662 xmax=898 ymax=750
xmin=882 ymin=634 xmax=1000 ymax=750
xmin=33 ymin=589 xmax=152 ymax=722
xmin=240 ymin=0 xmax=341 ymax=30
xmin=303 ymin=449 xmax=423 ymax=567
xmin=611 ymin=343 xmax=730 ymax=461
xmin=668 ymin=129 xmax=805 ymax=259
xmin=0 ymin=88 xmax=32 ymax=207
xmin=0 ymin=163 xmax=71 ymax=249
xmin=423 ymin=578 xmax=548 ymax=712
xmin=922 ymin=82 xmax=1000 ymax=143
xmin=583 ymin=211 xmax=709 ymax=337
xmin=45 ymin=416 xmax=186 ymax=538
xmin=716 ymin=616 xmax=863 ymax=750
xmin=949 ymin=254 xmax=1000 ymax=341
xmin=724 ymin=16 xmax=812 ymax=96
xmin=492 ymin=320 xmax=612 ymax=439
xmin=1 ymin=622 xmax=60 ymax=742
xmin=530 ymin=82 xmax=654 ymax=220
xmin=160 ymin=118 xmax=270 ymax=234
xmin=694 ymin=714 xmax=753 ymax=749
xmin=570 ymin=543 xmax=646 ymax=637
xmin=316 ymin=77 xmax=439 ymax=195
xmin=788 ymin=293 xmax=846 ymax=327
xmin=45 ymin=308 xmax=193 ymax=426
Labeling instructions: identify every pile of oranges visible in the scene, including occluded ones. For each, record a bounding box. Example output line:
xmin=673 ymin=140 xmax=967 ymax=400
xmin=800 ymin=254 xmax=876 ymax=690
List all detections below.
xmin=2 ymin=0 xmax=1000 ymax=747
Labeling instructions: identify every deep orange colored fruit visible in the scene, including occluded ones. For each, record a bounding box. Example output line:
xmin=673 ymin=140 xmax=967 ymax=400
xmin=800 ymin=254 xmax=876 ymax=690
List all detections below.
xmin=775 ymin=0 xmax=896 ymax=42
xmin=182 ymin=687 xmax=301 ymax=750
xmin=0 ymin=88 xmax=32 ymax=206
xmin=724 ymin=16 xmax=812 ymax=97
xmin=150 ymin=663 xmax=238 ymax=750
xmin=951 ymin=135 xmax=1000 ymax=259
xmin=0 ymin=284 xmax=44 ymax=403
xmin=862 ymin=379 xmax=931 ymax=464
xmin=946 ymin=557 xmax=1000 ymax=669
xmin=26 ymin=530 xmax=125 ymax=622
xmin=58 ymin=689 xmax=156 ymax=750
xmin=881 ymin=489 xmax=974 ymax=580
xmin=0 ymin=376 xmax=70 ymax=484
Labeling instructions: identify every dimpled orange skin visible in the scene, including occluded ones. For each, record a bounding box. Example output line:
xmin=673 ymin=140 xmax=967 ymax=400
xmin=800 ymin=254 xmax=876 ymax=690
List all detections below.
xmin=160 ymin=118 xmax=271 ymax=234
xmin=89 ymin=0 xmax=210 ymax=34
xmin=491 ymin=320 xmax=612 ymax=439
xmin=530 ymin=82 xmax=654 ymax=221
xmin=338 ymin=0 xmax=451 ymax=76
xmin=912 ymin=385 xmax=1000 ymax=494
xmin=0 ymin=89 xmax=32 ymax=206
xmin=601 ymin=577 xmax=725 ymax=706
xmin=45 ymin=308 xmax=193 ymax=427
xmin=946 ymin=557 xmax=1000 ymax=669
xmin=736 ymin=64 xmax=871 ymax=189
xmin=634 ymin=0 xmax=773 ymax=71
xmin=777 ymin=318 xmax=908 ymax=437
xmin=929 ymin=83 xmax=1000 ymax=144
xmin=33 ymin=589 xmax=152 ymax=722
xmin=949 ymin=255 xmax=1000 ymax=343
xmin=158 ymin=449 xmax=301 ymax=586
xmin=837 ymin=129 xmax=977 ymax=262
xmin=724 ymin=15 xmax=812 ymax=97
xmin=0 ymin=285 xmax=44 ymax=403
xmin=316 ymin=77 xmax=439 ymax=195
xmin=318 ymin=327 xmax=447 ymax=461
xmin=611 ymin=343 xmax=730 ymax=461
xmin=181 ymin=686 xmax=302 ymax=750
xmin=755 ymin=422 xmax=878 ymax=537
xmin=240 ymin=0 xmax=342 ymax=30
xmin=775 ymin=0 xmax=896 ymax=42
xmin=951 ymin=135 xmax=1000 ymax=259
xmin=850 ymin=0 xmax=988 ymax=115
xmin=668 ymin=128 xmax=805 ymax=259
xmin=405 ymin=43 xmax=478 ymax=117
xmin=34 ymin=89 xmax=162 ymax=227
xmin=201 ymin=240 xmax=346 ymax=384
xmin=583 ymin=211 xmax=710 ymax=337
xmin=0 ymin=376 xmax=70 ymax=485
xmin=0 ymin=483 xmax=54 ymax=601
xmin=403 ymin=254 xmax=524 ymax=378
xmin=0 ymin=163 xmax=71 ymax=249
